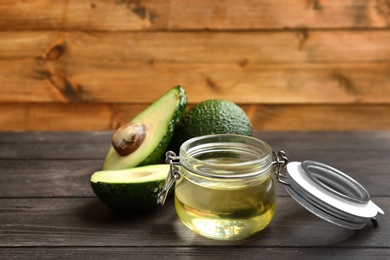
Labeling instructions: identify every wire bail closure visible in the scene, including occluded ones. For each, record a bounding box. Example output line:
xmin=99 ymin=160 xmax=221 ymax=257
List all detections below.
xmin=157 ymin=151 xmax=181 ymax=206
xmin=272 ymin=150 xmax=289 ymax=185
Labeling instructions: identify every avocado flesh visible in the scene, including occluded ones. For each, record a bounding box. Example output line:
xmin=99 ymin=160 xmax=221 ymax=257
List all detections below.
xmin=103 ymin=86 xmax=187 ymax=170
xmin=91 ymin=164 xmax=170 ymax=183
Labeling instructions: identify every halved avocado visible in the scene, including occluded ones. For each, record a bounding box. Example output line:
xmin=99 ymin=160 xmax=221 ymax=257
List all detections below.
xmin=91 ymin=164 xmax=170 ymax=213
xmin=103 ymin=86 xmax=187 ymax=170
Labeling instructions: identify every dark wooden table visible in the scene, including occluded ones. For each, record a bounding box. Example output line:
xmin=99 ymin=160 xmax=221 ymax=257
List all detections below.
xmin=0 ymin=131 xmax=389 ymax=259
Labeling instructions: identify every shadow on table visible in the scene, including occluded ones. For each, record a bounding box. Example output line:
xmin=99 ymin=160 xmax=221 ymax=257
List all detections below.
xmin=78 ymin=198 xmax=171 ymax=224
xmin=271 ymin=204 xmax=376 ymax=247
xmin=75 ymin=197 xmax=186 ymax=245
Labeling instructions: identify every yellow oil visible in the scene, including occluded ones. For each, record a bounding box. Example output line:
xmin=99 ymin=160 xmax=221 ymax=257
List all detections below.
xmin=174 ymin=166 xmax=276 ymax=240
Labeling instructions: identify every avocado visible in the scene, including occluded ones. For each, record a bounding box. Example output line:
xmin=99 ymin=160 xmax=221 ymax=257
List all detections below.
xmin=91 ymin=164 xmax=170 ymax=213
xmin=103 ymin=86 xmax=187 ymax=170
xmin=169 ymin=99 xmax=252 ymax=153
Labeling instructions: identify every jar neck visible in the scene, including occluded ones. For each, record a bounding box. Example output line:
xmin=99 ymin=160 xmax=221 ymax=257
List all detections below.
xmin=179 ymin=134 xmax=273 ymax=180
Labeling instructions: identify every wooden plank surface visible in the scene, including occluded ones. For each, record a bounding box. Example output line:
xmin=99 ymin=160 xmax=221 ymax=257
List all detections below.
xmin=1 ymin=247 xmax=390 ymax=260
xmin=0 ymin=1 xmax=389 ymax=131
xmin=0 ymin=151 xmax=388 ymax=198
xmin=0 ymin=247 xmax=389 ymax=260
xmin=0 ymin=0 xmax=389 ymax=30
xmin=1 ymin=103 xmax=390 ymax=131
xmin=3 ymin=30 xmax=390 ymax=63
xmin=2 ymin=59 xmax=390 ymax=104
xmin=2 ymin=131 xmax=390 ymax=158
xmin=0 ymin=131 xmax=388 ymax=259
xmin=1 ymin=132 xmax=389 ymax=197
xmin=1 ymin=31 xmax=390 ymax=104
xmin=0 ymin=197 xmax=388 ymax=248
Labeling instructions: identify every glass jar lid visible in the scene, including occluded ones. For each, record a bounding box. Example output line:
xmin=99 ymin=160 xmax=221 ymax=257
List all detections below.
xmin=284 ymin=160 xmax=384 ymax=230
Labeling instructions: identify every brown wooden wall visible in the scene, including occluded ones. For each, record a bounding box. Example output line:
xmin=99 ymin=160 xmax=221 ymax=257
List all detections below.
xmin=1 ymin=0 xmax=390 ymax=131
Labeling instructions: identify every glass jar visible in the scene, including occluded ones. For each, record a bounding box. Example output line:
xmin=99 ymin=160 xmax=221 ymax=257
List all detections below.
xmin=157 ymin=134 xmax=384 ymax=241
xmin=166 ymin=134 xmax=276 ymax=240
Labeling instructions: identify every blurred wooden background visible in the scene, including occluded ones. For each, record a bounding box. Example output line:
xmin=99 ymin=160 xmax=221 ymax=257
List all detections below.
xmin=0 ymin=0 xmax=390 ymax=131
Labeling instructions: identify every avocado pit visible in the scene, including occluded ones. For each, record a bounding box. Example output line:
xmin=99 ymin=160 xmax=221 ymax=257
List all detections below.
xmin=112 ymin=123 xmax=147 ymax=156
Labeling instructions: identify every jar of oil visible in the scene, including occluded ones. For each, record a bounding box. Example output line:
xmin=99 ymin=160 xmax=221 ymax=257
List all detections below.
xmin=158 ymin=134 xmax=385 ymax=240
xmin=170 ymin=134 xmax=276 ymax=240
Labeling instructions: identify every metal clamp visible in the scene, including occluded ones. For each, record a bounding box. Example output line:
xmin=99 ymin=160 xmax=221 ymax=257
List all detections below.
xmin=272 ymin=150 xmax=289 ymax=186
xmin=157 ymin=151 xmax=181 ymax=206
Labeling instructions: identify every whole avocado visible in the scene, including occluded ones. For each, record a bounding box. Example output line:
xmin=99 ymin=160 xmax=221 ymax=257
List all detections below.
xmin=169 ymin=99 xmax=252 ymax=153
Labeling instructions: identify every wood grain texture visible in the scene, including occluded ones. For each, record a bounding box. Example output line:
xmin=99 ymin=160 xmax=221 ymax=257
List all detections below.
xmin=0 ymin=131 xmax=389 ymax=198
xmin=0 ymin=197 xmax=388 ymax=247
xmin=2 ymin=30 xmax=390 ymax=64
xmin=1 ymin=247 xmax=390 ymax=260
xmin=0 ymin=150 xmax=388 ymax=197
xmin=3 ymin=60 xmax=390 ymax=104
xmin=1 ymin=104 xmax=390 ymax=131
xmin=0 ymin=0 xmax=389 ymax=30
xmin=2 ymin=131 xmax=390 ymax=158
xmin=0 ymin=1 xmax=390 ymax=131
xmin=0 ymin=131 xmax=388 ymax=259
xmin=1 ymin=31 xmax=390 ymax=104
xmin=2 ymin=59 xmax=390 ymax=104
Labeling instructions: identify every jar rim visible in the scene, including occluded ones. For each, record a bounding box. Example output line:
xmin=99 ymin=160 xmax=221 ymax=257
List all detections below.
xmin=179 ymin=134 xmax=273 ymax=179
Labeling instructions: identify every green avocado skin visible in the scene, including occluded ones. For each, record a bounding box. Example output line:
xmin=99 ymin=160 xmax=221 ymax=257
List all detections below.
xmin=138 ymin=86 xmax=187 ymax=166
xmin=91 ymin=180 xmax=164 ymax=213
xmin=169 ymin=99 xmax=252 ymax=153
